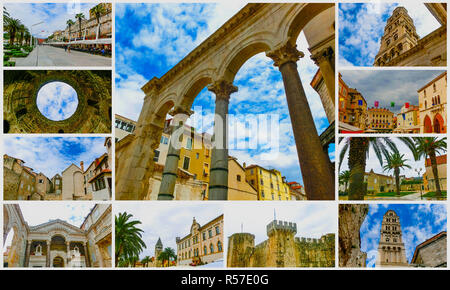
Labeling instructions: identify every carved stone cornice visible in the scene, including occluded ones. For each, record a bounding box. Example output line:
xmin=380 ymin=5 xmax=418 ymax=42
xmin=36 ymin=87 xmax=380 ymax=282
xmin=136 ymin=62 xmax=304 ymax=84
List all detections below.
xmin=208 ymin=80 xmax=238 ymax=101
xmin=266 ymin=42 xmax=305 ymax=67
xmin=141 ymin=77 xmax=162 ymax=96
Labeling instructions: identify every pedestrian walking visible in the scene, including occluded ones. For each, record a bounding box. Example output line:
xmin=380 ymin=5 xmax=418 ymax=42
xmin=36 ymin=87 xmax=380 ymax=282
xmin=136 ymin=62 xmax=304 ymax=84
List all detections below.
xmin=68 ymin=45 xmax=71 ymax=53
xmin=64 ymin=45 xmax=67 ymax=52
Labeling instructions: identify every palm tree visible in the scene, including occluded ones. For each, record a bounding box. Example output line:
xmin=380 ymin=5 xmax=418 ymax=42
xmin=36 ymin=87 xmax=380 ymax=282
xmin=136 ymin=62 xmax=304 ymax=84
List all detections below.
xmin=338 ymin=170 xmax=351 ymax=194
xmin=405 ymin=137 xmax=447 ymax=198
xmin=339 ymin=137 xmax=400 ymax=200
xmin=91 ymin=4 xmax=106 ymax=39
xmin=141 ymin=256 xmax=151 ymax=267
xmin=3 ymin=6 xmax=10 ymax=26
xmin=157 ymin=247 xmax=176 ymax=267
xmin=66 ymin=19 xmax=75 ymax=42
xmin=24 ymin=31 xmax=31 ymax=46
xmin=5 ymin=18 xmax=22 ymax=46
xmin=382 ymin=151 xmax=411 ymax=196
xmin=75 ymin=13 xmax=85 ymax=38
xmin=115 ymin=212 xmax=146 ymax=267
xmin=17 ymin=24 xmax=27 ymax=46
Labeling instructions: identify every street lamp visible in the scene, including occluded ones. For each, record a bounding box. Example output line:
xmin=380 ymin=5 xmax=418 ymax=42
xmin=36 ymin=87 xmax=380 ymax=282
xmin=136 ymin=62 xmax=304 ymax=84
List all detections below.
xmin=415 ymin=168 xmax=423 ymax=200
xmin=30 ymin=21 xmax=44 ymax=47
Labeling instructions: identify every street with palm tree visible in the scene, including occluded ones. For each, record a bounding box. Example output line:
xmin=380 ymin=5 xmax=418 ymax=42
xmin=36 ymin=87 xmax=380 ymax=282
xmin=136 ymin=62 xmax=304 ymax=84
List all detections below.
xmin=339 ymin=137 xmax=447 ymax=200
xmin=3 ymin=3 xmax=111 ymax=67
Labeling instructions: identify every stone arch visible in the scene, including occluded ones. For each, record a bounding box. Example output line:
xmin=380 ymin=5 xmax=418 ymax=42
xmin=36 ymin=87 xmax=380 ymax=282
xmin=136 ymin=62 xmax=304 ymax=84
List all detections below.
xmin=218 ymin=36 xmax=274 ymax=83
xmin=151 ymin=98 xmax=176 ymax=128
xmin=423 ymin=115 xmax=433 ymax=133
xmin=283 ymin=2 xmax=335 ymax=45
xmin=178 ymin=71 xmax=215 ymax=109
xmin=433 ymin=113 xmax=445 ymax=133
xmin=53 ymin=256 xmax=65 ymax=267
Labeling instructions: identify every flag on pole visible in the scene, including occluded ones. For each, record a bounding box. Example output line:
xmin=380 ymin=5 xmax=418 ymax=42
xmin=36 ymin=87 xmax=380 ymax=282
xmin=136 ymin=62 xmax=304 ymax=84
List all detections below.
xmin=374 ymin=101 xmax=379 ymax=108
xmin=390 ymin=102 xmax=395 ymax=107
xmin=405 ymin=102 xmax=409 ymax=108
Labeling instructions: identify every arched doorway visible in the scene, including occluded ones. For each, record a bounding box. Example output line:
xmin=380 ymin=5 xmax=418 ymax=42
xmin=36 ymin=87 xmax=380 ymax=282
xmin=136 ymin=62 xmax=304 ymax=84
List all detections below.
xmin=433 ymin=113 xmax=445 ymax=133
xmin=423 ymin=115 xmax=432 ymax=133
xmin=53 ymin=256 xmax=64 ymax=267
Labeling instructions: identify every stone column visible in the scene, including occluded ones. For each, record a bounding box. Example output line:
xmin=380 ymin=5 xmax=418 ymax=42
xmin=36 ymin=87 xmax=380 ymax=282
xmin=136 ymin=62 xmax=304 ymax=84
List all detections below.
xmin=158 ymin=107 xmax=193 ymax=200
xmin=66 ymin=242 xmax=70 ymax=267
xmin=207 ymin=80 xmax=238 ymax=200
xmin=25 ymin=240 xmax=31 ymax=267
xmin=311 ymin=46 xmax=335 ymax=109
xmin=266 ymin=42 xmax=334 ymax=200
xmin=83 ymin=242 xmax=90 ymax=267
xmin=46 ymin=240 xmax=51 ymax=267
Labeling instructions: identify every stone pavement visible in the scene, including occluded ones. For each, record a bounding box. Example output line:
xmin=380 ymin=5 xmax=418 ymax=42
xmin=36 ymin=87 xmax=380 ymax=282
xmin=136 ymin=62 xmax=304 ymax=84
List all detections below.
xmin=12 ymin=45 xmax=111 ymax=67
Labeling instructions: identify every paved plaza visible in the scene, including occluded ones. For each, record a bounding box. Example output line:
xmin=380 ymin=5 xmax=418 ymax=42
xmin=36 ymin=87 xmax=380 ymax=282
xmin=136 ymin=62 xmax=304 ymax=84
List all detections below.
xmin=12 ymin=45 xmax=111 ymax=67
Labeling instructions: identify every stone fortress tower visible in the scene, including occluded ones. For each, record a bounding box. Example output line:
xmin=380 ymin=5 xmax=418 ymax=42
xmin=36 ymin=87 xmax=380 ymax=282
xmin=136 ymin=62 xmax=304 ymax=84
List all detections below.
xmin=266 ymin=220 xmax=298 ymax=267
xmin=374 ymin=6 xmax=419 ymax=66
xmin=376 ymin=210 xmax=408 ymax=267
xmin=155 ymin=237 xmax=163 ymax=267
xmin=227 ymin=219 xmax=335 ymax=267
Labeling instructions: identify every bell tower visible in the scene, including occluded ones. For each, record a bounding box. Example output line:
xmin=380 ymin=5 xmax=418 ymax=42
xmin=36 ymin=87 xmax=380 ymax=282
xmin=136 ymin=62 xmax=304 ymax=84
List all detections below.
xmin=376 ymin=210 xmax=408 ymax=267
xmin=374 ymin=7 xmax=420 ymax=66
xmin=155 ymin=237 xmax=163 ymax=267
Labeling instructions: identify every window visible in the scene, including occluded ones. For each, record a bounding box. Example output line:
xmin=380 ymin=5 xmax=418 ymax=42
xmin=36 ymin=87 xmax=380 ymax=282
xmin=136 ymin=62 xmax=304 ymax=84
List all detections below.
xmin=215 ymin=226 xmax=220 ymax=235
xmin=153 ymin=150 xmax=160 ymax=162
xmin=115 ymin=119 xmax=121 ymax=128
xmin=39 ymin=179 xmax=43 ymax=184
xmin=237 ymin=175 xmax=241 ymax=182
xmin=205 ymin=148 xmax=210 ymax=157
xmin=183 ymin=156 xmax=190 ymax=170
xmin=261 ymin=190 xmax=265 ymax=198
xmin=208 ymin=229 xmax=212 ymax=238
xmin=210 ymin=243 xmax=214 ymax=254
xmin=196 ymin=153 xmax=199 ymax=159
xmin=204 ymin=246 xmax=207 ymax=255
xmin=250 ymin=169 xmax=254 ymax=175
xmin=260 ymin=179 xmax=264 ymax=185
xmin=217 ymin=241 xmax=222 ymax=252
xmin=186 ymin=137 xmax=193 ymax=150
xmin=202 ymin=232 xmax=206 ymax=241
xmin=55 ymin=179 xmax=60 ymax=185
xmin=160 ymin=136 xmax=169 ymax=144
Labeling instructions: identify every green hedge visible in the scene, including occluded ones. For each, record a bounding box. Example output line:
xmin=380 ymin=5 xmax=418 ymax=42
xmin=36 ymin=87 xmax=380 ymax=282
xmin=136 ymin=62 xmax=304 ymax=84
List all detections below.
xmin=4 ymin=61 xmax=16 ymax=67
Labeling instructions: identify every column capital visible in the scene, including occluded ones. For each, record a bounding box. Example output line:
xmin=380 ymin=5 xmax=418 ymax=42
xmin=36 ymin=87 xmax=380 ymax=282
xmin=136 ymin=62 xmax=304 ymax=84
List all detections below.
xmin=310 ymin=46 xmax=334 ymax=66
xmin=208 ymin=80 xmax=238 ymax=101
xmin=266 ymin=42 xmax=304 ymax=67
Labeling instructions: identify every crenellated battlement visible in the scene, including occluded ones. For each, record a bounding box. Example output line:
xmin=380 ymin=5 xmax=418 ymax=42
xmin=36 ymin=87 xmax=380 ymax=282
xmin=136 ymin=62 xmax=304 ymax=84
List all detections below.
xmin=267 ymin=220 xmax=297 ymax=236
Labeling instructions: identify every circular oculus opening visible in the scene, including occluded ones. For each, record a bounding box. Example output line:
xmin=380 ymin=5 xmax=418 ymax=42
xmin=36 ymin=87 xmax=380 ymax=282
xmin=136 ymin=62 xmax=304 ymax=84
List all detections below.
xmin=36 ymin=82 xmax=79 ymax=121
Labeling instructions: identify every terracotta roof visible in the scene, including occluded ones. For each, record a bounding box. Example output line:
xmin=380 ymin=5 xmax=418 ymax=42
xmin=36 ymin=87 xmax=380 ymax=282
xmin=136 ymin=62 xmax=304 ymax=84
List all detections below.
xmin=87 ymin=169 xmax=111 ymax=183
xmin=425 ymin=154 xmax=447 ymax=167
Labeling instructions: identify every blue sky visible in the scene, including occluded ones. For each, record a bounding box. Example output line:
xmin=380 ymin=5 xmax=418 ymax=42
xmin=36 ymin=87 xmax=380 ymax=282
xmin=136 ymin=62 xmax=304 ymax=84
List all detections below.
xmin=360 ymin=204 xmax=447 ymax=267
xmin=37 ymin=82 xmax=78 ymax=121
xmin=340 ymin=70 xmax=445 ymax=114
xmin=3 ymin=137 xmax=107 ymax=178
xmin=4 ymin=3 xmax=93 ymax=39
xmin=115 ymin=3 xmax=333 ymax=184
xmin=115 ymin=203 xmax=223 ymax=262
xmin=339 ymin=3 xmax=440 ymax=66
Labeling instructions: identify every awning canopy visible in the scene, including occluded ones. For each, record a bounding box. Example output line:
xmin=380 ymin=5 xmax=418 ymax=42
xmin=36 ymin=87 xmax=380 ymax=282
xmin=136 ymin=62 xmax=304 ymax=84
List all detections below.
xmin=44 ymin=38 xmax=112 ymax=45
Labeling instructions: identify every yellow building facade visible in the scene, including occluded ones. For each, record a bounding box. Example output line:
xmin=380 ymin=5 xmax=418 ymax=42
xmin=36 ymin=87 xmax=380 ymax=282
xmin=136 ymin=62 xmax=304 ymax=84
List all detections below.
xmin=365 ymin=169 xmax=395 ymax=193
xmin=394 ymin=104 xmax=420 ymax=133
xmin=367 ymin=108 xmax=395 ymax=132
xmin=245 ymin=165 xmax=291 ymax=200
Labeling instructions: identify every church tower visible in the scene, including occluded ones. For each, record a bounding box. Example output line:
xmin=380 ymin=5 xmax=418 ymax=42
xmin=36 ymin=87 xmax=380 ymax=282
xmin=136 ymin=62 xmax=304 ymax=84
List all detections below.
xmin=155 ymin=237 xmax=163 ymax=267
xmin=376 ymin=210 xmax=408 ymax=267
xmin=374 ymin=6 xmax=420 ymax=66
